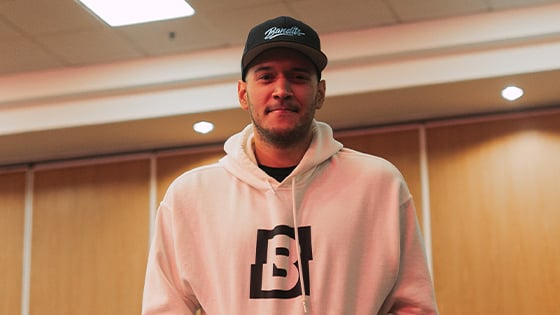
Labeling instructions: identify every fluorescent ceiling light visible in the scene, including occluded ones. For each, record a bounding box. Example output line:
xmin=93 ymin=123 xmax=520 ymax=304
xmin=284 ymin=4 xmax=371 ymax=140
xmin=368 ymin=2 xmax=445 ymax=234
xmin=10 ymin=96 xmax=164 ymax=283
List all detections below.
xmin=78 ymin=0 xmax=195 ymax=27
xmin=501 ymin=86 xmax=524 ymax=101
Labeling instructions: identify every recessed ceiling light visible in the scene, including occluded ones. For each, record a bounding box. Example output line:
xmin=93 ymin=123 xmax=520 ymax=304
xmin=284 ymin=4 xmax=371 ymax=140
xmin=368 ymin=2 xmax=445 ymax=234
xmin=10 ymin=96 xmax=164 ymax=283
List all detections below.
xmin=193 ymin=121 xmax=214 ymax=134
xmin=501 ymin=86 xmax=524 ymax=101
xmin=78 ymin=0 xmax=195 ymax=27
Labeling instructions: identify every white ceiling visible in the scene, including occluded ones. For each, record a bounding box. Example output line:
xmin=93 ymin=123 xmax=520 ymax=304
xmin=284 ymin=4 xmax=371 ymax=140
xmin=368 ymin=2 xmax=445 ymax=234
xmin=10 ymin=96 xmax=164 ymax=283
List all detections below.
xmin=1 ymin=0 xmax=560 ymax=166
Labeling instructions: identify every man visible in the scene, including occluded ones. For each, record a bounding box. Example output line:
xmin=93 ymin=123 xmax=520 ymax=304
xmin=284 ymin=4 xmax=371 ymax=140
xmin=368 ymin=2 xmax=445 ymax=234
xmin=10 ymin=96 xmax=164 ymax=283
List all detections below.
xmin=142 ymin=16 xmax=438 ymax=314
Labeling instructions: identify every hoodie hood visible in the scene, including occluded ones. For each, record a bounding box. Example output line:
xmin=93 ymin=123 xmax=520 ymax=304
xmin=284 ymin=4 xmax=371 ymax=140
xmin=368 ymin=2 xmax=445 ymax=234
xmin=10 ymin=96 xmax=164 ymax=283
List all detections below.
xmin=219 ymin=120 xmax=343 ymax=190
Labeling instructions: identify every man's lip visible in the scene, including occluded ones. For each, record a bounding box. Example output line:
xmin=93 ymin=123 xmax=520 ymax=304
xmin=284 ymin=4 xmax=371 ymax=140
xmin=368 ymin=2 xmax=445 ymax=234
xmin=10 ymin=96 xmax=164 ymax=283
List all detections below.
xmin=266 ymin=106 xmax=298 ymax=114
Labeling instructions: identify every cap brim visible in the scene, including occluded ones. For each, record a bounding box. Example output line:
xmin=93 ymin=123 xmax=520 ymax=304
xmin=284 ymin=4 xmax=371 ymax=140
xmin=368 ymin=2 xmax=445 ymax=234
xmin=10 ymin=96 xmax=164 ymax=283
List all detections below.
xmin=242 ymin=42 xmax=328 ymax=74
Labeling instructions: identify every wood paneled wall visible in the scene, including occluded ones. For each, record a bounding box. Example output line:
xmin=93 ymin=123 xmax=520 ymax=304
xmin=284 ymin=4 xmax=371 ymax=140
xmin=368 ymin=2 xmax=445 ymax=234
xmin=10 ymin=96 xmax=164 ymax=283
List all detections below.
xmin=428 ymin=113 xmax=560 ymax=314
xmin=156 ymin=149 xmax=224 ymax=202
xmin=0 ymin=171 xmax=25 ymax=315
xmin=1 ymin=110 xmax=559 ymax=314
xmin=30 ymin=160 xmax=150 ymax=315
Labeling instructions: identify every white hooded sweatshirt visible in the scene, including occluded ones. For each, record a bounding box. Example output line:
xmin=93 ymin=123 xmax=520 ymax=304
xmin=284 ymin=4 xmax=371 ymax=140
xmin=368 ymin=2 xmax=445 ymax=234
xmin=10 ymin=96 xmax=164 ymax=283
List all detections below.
xmin=142 ymin=121 xmax=438 ymax=315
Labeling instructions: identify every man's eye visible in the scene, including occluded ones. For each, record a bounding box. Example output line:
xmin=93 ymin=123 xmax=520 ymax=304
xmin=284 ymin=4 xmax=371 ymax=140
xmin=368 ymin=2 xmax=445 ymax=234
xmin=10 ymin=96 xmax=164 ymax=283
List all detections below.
xmin=258 ymin=74 xmax=273 ymax=81
xmin=292 ymin=73 xmax=311 ymax=81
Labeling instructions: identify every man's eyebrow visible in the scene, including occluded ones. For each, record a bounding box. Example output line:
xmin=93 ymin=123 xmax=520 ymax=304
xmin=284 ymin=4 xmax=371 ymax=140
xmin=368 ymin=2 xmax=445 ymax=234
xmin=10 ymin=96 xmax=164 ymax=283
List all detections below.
xmin=253 ymin=66 xmax=312 ymax=73
xmin=290 ymin=67 xmax=312 ymax=73
xmin=252 ymin=65 xmax=273 ymax=73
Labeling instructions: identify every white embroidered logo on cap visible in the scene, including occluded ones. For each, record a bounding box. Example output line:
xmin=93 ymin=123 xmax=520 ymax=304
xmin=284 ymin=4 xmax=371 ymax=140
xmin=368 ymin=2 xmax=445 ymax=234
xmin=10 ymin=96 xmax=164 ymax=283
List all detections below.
xmin=264 ymin=26 xmax=305 ymax=40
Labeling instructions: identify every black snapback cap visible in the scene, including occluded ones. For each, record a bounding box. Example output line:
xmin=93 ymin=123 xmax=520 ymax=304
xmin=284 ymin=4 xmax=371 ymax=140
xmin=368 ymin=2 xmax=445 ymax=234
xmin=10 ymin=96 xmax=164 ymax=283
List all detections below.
xmin=241 ymin=16 xmax=328 ymax=80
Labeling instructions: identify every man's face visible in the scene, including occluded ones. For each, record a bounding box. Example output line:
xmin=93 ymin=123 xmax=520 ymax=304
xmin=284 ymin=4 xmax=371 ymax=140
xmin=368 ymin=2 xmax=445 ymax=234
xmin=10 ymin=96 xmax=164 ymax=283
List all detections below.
xmin=238 ymin=48 xmax=326 ymax=148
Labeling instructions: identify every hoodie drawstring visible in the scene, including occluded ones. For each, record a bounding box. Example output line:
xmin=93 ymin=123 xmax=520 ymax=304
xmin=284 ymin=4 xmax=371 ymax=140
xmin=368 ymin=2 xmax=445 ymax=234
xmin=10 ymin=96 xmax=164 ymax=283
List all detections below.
xmin=291 ymin=178 xmax=309 ymax=314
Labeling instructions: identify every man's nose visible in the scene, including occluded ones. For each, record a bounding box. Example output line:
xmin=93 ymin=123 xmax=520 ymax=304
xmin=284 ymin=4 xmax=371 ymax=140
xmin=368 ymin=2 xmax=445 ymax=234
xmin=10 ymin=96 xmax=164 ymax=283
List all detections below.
xmin=272 ymin=77 xmax=293 ymax=99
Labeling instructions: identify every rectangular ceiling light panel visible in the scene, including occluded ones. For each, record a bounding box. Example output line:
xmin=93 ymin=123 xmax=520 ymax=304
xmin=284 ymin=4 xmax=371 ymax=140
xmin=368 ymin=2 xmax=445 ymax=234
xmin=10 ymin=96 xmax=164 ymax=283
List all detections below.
xmin=78 ymin=0 xmax=195 ymax=27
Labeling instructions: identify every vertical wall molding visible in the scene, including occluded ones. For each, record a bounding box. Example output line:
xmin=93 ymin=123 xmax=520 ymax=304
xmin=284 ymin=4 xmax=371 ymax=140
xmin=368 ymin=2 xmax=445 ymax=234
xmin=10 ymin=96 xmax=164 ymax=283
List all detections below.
xmin=419 ymin=125 xmax=434 ymax=277
xmin=148 ymin=154 xmax=157 ymax=245
xmin=21 ymin=167 xmax=34 ymax=315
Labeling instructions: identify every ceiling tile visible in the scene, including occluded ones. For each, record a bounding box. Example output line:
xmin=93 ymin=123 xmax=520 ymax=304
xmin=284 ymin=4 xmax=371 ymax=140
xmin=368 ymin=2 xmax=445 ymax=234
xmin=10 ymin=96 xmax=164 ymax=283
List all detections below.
xmin=187 ymin=0 xmax=279 ymax=11
xmin=488 ymin=0 xmax=560 ymax=10
xmin=202 ymin=3 xmax=295 ymax=47
xmin=116 ymin=15 xmax=226 ymax=56
xmin=287 ymin=0 xmax=398 ymax=34
xmin=0 ymin=17 xmax=22 ymax=40
xmin=0 ymin=0 xmax=102 ymax=35
xmin=387 ymin=0 xmax=488 ymax=22
xmin=36 ymin=29 xmax=144 ymax=66
xmin=0 ymin=37 xmax=63 ymax=75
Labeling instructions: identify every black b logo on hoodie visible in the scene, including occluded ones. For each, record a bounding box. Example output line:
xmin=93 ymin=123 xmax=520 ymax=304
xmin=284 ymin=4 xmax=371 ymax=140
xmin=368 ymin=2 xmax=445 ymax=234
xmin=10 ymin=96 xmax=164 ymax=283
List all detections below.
xmin=250 ymin=225 xmax=312 ymax=299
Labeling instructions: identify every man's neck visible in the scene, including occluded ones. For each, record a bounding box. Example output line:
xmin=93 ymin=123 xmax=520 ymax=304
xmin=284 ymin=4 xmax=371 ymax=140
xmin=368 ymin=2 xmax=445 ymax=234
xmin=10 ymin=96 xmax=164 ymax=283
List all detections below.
xmin=252 ymin=133 xmax=312 ymax=168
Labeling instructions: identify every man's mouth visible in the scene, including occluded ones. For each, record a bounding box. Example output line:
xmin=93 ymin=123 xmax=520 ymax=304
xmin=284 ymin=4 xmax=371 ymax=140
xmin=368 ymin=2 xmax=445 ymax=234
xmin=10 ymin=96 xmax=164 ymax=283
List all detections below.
xmin=265 ymin=105 xmax=298 ymax=114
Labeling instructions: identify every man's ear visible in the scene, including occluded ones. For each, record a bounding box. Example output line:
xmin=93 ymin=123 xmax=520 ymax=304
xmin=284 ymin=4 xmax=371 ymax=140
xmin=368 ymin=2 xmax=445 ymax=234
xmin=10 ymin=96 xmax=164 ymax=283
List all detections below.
xmin=238 ymin=80 xmax=249 ymax=110
xmin=315 ymin=79 xmax=326 ymax=109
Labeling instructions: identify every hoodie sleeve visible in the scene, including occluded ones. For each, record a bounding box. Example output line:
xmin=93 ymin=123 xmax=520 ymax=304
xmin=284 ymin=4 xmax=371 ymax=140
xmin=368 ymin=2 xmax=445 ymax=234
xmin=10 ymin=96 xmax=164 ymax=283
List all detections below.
xmin=142 ymin=203 xmax=199 ymax=315
xmin=380 ymin=196 xmax=439 ymax=315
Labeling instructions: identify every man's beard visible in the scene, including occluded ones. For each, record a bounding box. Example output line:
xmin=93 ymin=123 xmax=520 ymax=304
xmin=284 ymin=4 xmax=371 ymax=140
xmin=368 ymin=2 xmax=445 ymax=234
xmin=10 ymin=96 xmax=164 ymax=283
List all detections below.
xmin=248 ymin=99 xmax=318 ymax=149
xmin=253 ymin=116 xmax=313 ymax=149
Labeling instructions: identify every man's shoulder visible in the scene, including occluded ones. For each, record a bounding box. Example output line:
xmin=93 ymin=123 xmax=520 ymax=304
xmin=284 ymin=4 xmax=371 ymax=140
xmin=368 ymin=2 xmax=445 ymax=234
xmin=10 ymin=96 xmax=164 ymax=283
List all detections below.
xmin=337 ymin=147 xmax=391 ymax=163
xmin=169 ymin=161 xmax=226 ymax=187
xmin=334 ymin=147 xmax=402 ymax=175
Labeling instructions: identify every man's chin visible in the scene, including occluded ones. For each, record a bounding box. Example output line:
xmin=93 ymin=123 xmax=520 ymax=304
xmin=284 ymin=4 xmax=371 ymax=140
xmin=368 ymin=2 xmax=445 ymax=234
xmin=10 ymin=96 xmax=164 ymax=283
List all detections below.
xmin=258 ymin=126 xmax=309 ymax=147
